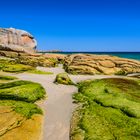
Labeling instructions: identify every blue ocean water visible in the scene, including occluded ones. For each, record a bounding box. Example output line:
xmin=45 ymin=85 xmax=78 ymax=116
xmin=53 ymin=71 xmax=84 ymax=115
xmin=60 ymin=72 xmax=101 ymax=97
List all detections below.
xmin=47 ymin=52 xmax=140 ymax=61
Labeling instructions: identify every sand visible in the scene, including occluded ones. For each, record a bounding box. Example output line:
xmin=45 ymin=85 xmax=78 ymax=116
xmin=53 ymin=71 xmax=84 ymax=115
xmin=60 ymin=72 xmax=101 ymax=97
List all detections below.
xmin=9 ymin=65 xmax=123 ymax=140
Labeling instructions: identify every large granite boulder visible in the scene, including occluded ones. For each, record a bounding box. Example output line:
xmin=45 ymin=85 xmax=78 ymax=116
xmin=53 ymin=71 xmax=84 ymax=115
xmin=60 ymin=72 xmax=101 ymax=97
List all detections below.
xmin=0 ymin=28 xmax=37 ymax=53
xmin=64 ymin=54 xmax=140 ymax=75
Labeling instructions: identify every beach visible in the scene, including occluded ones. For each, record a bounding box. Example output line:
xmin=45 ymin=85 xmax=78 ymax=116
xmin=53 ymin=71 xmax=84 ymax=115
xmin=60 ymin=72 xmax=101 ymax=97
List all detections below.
xmin=0 ymin=1 xmax=140 ymax=138
xmin=8 ymin=65 xmax=125 ymax=140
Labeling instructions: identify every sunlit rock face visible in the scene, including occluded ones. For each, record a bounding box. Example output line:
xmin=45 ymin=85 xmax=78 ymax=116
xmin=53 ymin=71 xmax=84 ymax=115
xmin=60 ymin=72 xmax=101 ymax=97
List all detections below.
xmin=0 ymin=28 xmax=37 ymax=53
xmin=64 ymin=54 xmax=140 ymax=75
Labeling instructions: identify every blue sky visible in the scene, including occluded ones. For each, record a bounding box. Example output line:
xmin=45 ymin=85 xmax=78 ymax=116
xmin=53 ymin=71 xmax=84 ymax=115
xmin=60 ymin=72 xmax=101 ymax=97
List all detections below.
xmin=0 ymin=0 xmax=140 ymax=51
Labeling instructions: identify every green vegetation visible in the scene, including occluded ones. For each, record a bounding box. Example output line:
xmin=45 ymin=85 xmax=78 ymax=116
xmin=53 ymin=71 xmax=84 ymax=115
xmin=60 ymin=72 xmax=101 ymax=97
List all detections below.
xmin=54 ymin=73 xmax=75 ymax=85
xmin=17 ymin=56 xmax=58 ymax=67
xmin=27 ymin=69 xmax=53 ymax=75
xmin=0 ymin=80 xmax=46 ymax=102
xmin=0 ymin=58 xmax=15 ymax=69
xmin=0 ymin=77 xmax=46 ymax=118
xmin=47 ymin=58 xmax=58 ymax=66
xmin=0 ymin=58 xmax=54 ymax=74
xmin=0 ymin=58 xmax=34 ymax=73
xmin=2 ymin=64 xmax=34 ymax=73
xmin=0 ymin=100 xmax=42 ymax=118
xmin=71 ymin=78 xmax=140 ymax=140
xmin=115 ymin=70 xmax=127 ymax=75
xmin=0 ymin=75 xmax=17 ymax=80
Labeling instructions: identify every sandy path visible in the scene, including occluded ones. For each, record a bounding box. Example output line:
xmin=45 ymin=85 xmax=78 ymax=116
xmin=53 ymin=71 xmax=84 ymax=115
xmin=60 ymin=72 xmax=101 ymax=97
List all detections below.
xmin=10 ymin=65 xmax=123 ymax=140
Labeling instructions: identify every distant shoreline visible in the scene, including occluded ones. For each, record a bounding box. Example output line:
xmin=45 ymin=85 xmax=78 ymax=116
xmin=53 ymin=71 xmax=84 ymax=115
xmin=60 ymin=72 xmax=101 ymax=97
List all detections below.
xmin=39 ymin=51 xmax=140 ymax=53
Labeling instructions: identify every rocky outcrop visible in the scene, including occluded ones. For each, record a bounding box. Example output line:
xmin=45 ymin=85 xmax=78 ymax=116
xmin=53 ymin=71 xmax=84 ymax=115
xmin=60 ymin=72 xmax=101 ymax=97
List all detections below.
xmin=0 ymin=106 xmax=42 ymax=140
xmin=0 ymin=27 xmax=64 ymax=67
xmin=0 ymin=51 xmax=58 ymax=67
xmin=0 ymin=78 xmax=44 ymax=140
xmin=0 ymin=28 xmax=37 ymax=53
xmin=54 ymin=73 xmax=75 ymax=85
xmin=17 ymin=55 xmax=57 ymax=67
xmin=0 ymin=106 xmax=25 ymax=137
xmin=64 ymin=54 xmax=140 ymax=75
xmin=44 ymin=53 xmax=67 ymax=61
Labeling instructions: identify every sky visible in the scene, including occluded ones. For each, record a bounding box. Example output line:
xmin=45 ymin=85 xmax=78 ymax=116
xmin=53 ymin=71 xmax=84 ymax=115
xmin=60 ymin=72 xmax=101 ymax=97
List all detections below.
xmin=0 ymin=0 xmax=140 ymax=52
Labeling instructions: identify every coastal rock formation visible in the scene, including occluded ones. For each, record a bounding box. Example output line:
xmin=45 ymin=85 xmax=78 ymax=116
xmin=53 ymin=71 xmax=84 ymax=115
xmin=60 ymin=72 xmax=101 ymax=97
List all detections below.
xmin=0 ymin=106 xmax=25 ymax=136
xmin=71 ymin=78 xmax=140 ymax=140
xmin=0 ymin=78 xmax=44 ymax=140
xmin=17 ymin=55 xmax=57 ymax=67
xmin=0 ymin=51 xmax=57 ymax=67
xmin=0 ymin=28 xmax=37 ymax=53
xmin=44 ymin=53 xmax=67 ymax=61
xmin=54 ymin=73 xmax=75 ymax=85
xmin=64 ymin=54 xmax=140 ymax=75
xmin=0 ymin=106 xmax=42 ymax=140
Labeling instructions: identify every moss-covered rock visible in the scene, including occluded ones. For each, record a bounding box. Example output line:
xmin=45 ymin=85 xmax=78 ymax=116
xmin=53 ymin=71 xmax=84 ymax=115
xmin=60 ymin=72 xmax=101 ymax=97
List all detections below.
xmin=0 ymin=58 xmax=34 ymax=73
xmin=27 ymin=69 xmax=53 ymax=75
xmin=0 ymin=50 xmax=58 ymax=67
xmin=0 ymin=78 xmax=45 ymax=139
xmin=54 ymin=73 xmax=75 ymax=85
xmin=2 ymin=64 xmax=34 ymax=73
xmin=17 ymin=55 xmax=58 ymax=67
xmin=44 ymin=53 xmax=67 ymax=64
xmin=71 ymin=78 xmax=140 ymax=140
xmin=0 ymin=80 xmax=46 ymax=103
xmin=0 ymin=50 xmax=19 ymax=58
xmin=0 ymin=75 xmax=17 ymax=81
xmin=0 ymin=57 xmax=54 ymax=74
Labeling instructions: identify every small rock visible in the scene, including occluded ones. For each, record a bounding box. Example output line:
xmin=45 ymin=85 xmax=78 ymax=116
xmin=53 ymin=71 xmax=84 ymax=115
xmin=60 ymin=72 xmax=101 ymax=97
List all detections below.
xmin=54 ymin=73 xmax=75 ymax=85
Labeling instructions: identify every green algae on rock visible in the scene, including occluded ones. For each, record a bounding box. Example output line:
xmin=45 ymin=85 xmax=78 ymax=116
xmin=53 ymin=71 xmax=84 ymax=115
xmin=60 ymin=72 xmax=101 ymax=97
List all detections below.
xmin=54 ymin=73 xmax=75 ymax=85
xmin=2 ymin=64 xmax=34 ymax=73
xmin=17 ymin=55 xmax=58 ymax=67
xmin=0 ymin=80 xmax=46 ymax=102
xmin=27 ymin=69 xmax=53 ymax=75
xmin=0 ymin=58 xmax=35 ymax=73
xmin=0 ymin=75 xmax=17 ymax=81
xmin=71 ymin=78 xmax=140 ymax=140
xmin=0 ymin=100 xmax=43 ymax=119
xmin=0 ymin=78 xmax=46 ymax=139
xmin=0 ymin=50 xmax=59 ymax=67
xmin=0 ymin=57 xmax=53 ymax=74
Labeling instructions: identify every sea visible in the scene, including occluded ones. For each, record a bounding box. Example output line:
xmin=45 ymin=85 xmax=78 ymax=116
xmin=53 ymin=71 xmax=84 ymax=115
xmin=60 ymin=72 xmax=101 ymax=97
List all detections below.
xmin=45 ymin=52 xmax=140 ymax=61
